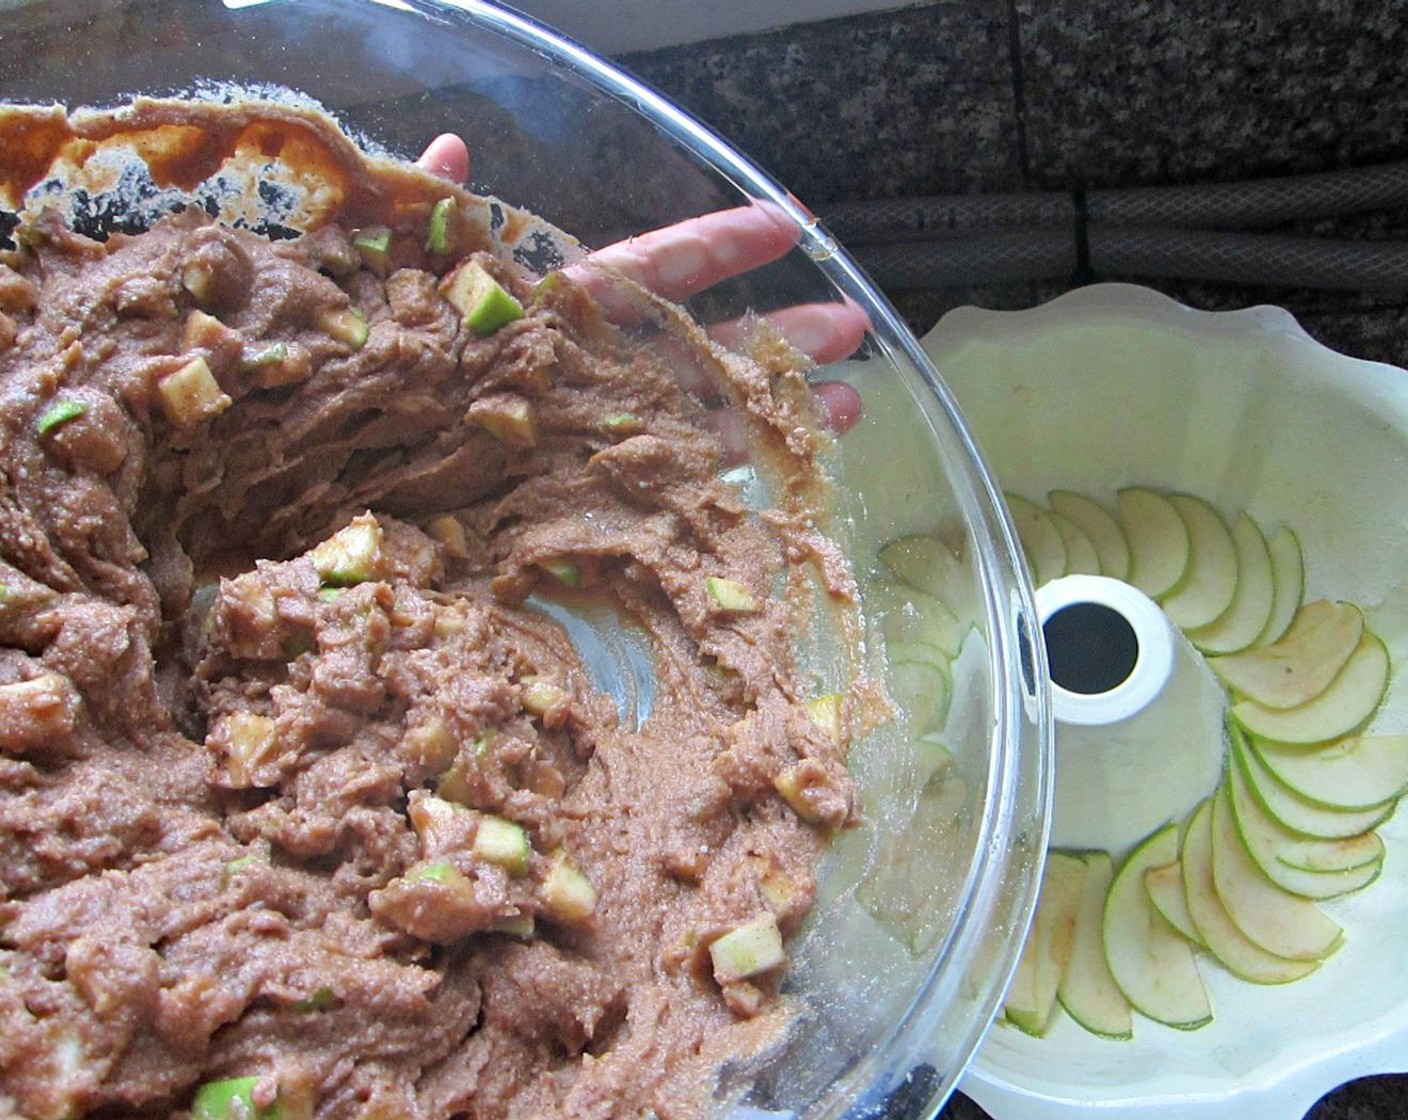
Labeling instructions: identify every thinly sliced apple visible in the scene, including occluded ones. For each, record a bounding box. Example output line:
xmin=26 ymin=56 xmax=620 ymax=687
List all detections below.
xmin=1049 ymin=511 xmax=1101 ymax=576
xmin=1209 ymin=784 xmax=1342 ymax=962
xmin=888 ymin=657 xmax=951 ymax=738
xmin=867 ymin=579 xmax=965 ymax=659
xmin=1117 ymin=488 xmax=1191 ymax=600
xmin=1234 ymin=724 xmax=1395 ymax=839
xmin=1057 ymin=851 xmax=1133 ymax=1040
xmin=1212 ymin=599 xmax=1364 ymax=710
xmin=878 ymin=534 xmax=965 ymax=604
xmin=1144 ymin=861 xmax=1204 ymax=947
xmin=1231 ymin=631 xmax=1388 ymax=745
xmin=1181 ymin=796 xmax=1320 ymax=984
xmin=1005 ymin=851 xmax=1085 ymax=1036
xmin=1049 ymin=490 xmax=1131 ymax=580
xmin=1160 ymin=494 xmax=1240 ymax=631
xmin=1252 ymin=731 xmax=1408 ymax=811
xmin=1188 ymin=511 xmax=1275 ymax=655
xmin=1102 ymin=823 xmax=1212 ymax=1029
xmin=1227 ymin=742 xmax=1383 ymax=898
xmin=1006 ymin=493 xmax=1068 ymax=587
xmin=1256 ymin=524 xmax=1305 ymax=647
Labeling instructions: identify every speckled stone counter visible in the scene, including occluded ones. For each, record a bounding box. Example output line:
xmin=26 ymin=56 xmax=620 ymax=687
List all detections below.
xmin=621 ymin=5 xmax=1408 ymax=1119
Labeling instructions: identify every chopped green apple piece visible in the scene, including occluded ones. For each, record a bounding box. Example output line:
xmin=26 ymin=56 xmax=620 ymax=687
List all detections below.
xmin=219 ymin=712 xmax=280 ymax=789
xmin=1226 ymin=741 xmax=1383 ymax=898
xmin=157 ymin=355 xmax=232 ymax=427
xmin=1056 ymin=851 xmax=1132 ymax=1040
xmin=469 ymin=395 xmax=536 ymax=446
xmin=709 ymin=914 xmax=785 ymax=983
xmin=404 ymin=859 xmax=468 ymax=886
xmin=473 ymin=814 xmax=531 ymax=877
xmin=442 ymin=259 xmax=524 ymax=336
xmin=1159 ymin=494 xmax=1239 ymax=630
xmin=538 ymin=852 xmax=597 ymax=924
xmin=1181 ymin=796 xmax=1319 ymax=984
xmin=1211 ymin=599 xmax=1364 ymax=710
xmin=35 ymin=398 xmax=87 ymax=436
xmin=1049 ymin=490 xmax=1130 ymax=580
xmin=804 ymin=693 xmax=843 ymax=743
xmin=1143 ymin=860 xmax=1203 ymax=948
xmin=1233 ymin=723 xmax=1394 ymax=839
xmin=316 ymin=306 xmax=369 ymax=350
xmin=243 ymin=341 xmax=313 ymax=388
xmin=1004 ymin=850 xmax=1084 ymax=1036
xmin=1209 ymin=783 xmax=1342 ymax=961
xmin=539 ymin=557 xmax=582 ymax=588
xmin=192 ymin=1076 xmax=283 ymax=1120
xmin=705 ymin=576 xmax=760 ymax=613
xmin=352 ymin=225 xmax=393 ymax=275
xmin=1048 ymin=510 xmax=1101 ymax=576
xmin=426 ymin=197 xmax=455 ymax=253
xmin=520 ymin=676 xmax=569 ymax=720
xmin=1231 ymin=631 xmax=1388 ymax=745
xmin=0 ymin=673 xmax=78 ymax=752
xmin=602 ymin=412 xmax=644 ymax=435
xmin=309 ymin=514 xmax=385 ymax=587
xmin=1188 ymin=511 xmax=1275 ymax=655
xmin=1101 ymin=822 xmax=1212 ymax=1029
xmin=1005 ymin=493 xmax=1067 ymax=587
xmin=1252 ymin=731 xmax=1408 ymax=811
xmin=1256 ymin=524 xmax=1305 ymax=646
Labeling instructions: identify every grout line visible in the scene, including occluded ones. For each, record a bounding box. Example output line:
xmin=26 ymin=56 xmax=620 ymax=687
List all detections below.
xmin=1006 ymin=0 xmax=1031 ymax=190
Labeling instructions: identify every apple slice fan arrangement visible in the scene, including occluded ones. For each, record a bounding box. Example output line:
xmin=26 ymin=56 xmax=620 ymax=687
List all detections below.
xmin=878 ymin=483 xmax=1401 ymax=1041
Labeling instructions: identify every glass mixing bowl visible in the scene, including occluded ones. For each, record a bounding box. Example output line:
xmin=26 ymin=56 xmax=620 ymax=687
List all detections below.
xmin=0 ymin=3 xmax=1049 ymax=1117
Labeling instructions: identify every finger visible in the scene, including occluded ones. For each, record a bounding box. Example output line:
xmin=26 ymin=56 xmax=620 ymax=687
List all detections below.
xmin=708 ymin=296 xmax=872 ymax=366
xmin=566 ymin=204 xmax=799 ymax=302
xmin=812 ymin=380 xmax=863 ymax=435
xmin=416 ymin=134 xmax=470 ymax=184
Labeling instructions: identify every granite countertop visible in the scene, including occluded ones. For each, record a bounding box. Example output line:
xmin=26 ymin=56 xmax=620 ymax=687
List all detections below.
xmin=619 ymin=4 xmax=1408 ymax=1118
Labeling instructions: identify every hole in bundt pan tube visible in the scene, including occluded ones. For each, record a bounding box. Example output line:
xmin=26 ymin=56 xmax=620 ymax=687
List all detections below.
xmin=1043 ymin=601 xmax=1140 ymax=696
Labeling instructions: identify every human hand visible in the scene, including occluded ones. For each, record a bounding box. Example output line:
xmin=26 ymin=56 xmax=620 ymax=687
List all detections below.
xmin=417 ymin=134 xmax=865 ymax=435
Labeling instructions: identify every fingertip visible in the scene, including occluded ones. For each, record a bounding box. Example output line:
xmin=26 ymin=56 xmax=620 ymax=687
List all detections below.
xmin=813 ymin=380 xmax=863 ymax=435
xmin=417 ymin=134 xmax=470 ymax=184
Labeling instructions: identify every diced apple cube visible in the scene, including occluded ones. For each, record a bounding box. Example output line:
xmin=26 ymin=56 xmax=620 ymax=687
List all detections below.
xmin=156 ymin=355 xmax=232 ymax=427
xmin=709 ymin=914 xmax=785 ymax=984
xmin=217 ymin=712 xmax=279 ymax=789
xmin=468 ymin=395 xmax=536 ymax=447
xmin=243 ymin=341 xmax=313 ymax=388
xmin=538 ymin=557 xmax=581 ymax=588
xmin=539 ymin=852 xmax=597 ymax=923
xmin=35 ymin=398 xmax=87 ymax=436
xmin=403 ymin=716 xmax=458 ymax=772
xmin=408 ymin=794 xmax=467 ymax=852
xmin=425 ymin=515 xmax=470 ymax=558
xmin=520 ymin=676 xmax=569 ymax=721
xmin=441 ymin=259 xmax=524 ymax=335
xmin=705 ymin=576 xmax=760 ymax=614
xmin=316 ymin=306 xmax=369 ymax=350
xmin=804 ymin=693 xmax=843 ymax=743
xmin=309 ymin=514 xmax=386 ymax=587
xmin=426 ymin=197 xmax=456 ymax=254
xmin=473 ymin=814 xmax=531 ymax=877
xmin=0 ymin=673 xmax=78 ymax=753
xmin=353 ymin=226 xmax=393 ymax=276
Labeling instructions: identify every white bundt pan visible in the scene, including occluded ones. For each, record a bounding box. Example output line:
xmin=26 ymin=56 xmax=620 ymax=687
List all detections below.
xmin=924 ymin=284 xmax=1408 ymax=1120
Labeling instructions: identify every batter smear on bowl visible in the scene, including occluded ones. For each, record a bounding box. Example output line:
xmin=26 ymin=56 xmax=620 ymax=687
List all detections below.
xmin=0 ymin=100 xmax=861 ymax=1120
